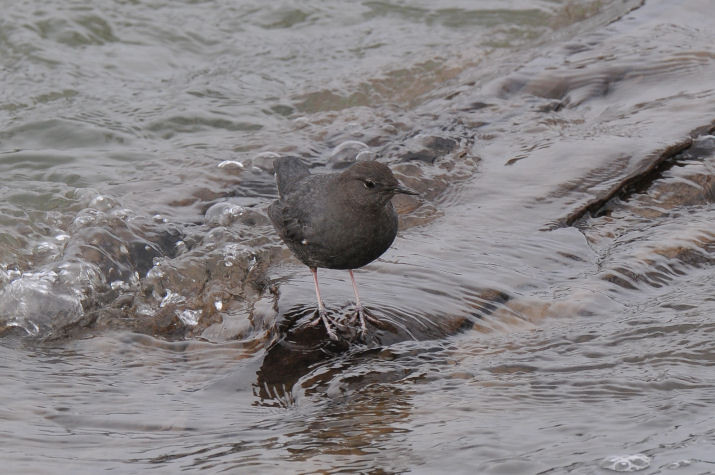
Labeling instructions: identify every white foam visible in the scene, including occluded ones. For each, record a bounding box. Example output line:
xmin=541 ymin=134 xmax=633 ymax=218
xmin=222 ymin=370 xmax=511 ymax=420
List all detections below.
xmin=177 ymin=309 xmax=201 ymax=326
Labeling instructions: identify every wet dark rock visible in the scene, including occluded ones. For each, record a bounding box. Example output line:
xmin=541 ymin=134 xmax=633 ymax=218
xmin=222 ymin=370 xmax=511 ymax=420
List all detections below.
xmin=396 ymin=135 xmax=459 ymax=164
xmin=564 ymin=126 xmax=715 ymax=229
xmin=465 ymin=101 xmax=491 ymax=111
xmin=255 ymin=304 xmax=422 ymax=402
xmin=561 ymin=136 xmax=697 ymax=227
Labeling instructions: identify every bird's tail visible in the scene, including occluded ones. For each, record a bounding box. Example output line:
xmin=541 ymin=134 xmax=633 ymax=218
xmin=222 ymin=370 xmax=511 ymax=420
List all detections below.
xmin=274 ymin=156 xmax=311 ymax=197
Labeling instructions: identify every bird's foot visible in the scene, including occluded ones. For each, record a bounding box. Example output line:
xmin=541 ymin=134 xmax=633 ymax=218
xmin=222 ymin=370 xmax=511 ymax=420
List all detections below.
xmin=352 ymin=305 xmax=381 ymax=337
xmin=307 ymin=308 xmax=340 ymax=341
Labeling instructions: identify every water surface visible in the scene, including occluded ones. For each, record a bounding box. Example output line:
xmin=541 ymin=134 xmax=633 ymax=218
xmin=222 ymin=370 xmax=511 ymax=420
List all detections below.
xmin=1 ymin=0 xmax=714 ymax=473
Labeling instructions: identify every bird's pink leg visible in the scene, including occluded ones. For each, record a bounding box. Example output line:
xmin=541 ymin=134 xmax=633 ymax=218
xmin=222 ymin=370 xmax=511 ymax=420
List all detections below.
xmin=349 ymin=269 xmax=379 ymax=336
xmin=309 ymin=267 xmax=339 ymax=340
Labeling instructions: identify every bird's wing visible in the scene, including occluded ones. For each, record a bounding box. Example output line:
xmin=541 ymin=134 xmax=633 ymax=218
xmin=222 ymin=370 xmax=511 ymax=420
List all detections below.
xmin=273 ymin=156 xmax=311 ymax=198
xmin=268 ymin=200 xmax=309 ymax=244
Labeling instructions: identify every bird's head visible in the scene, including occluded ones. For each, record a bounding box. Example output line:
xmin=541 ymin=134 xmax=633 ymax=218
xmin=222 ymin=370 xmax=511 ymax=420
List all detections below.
xmin=339 ymin=161 xmax=417 ymax=208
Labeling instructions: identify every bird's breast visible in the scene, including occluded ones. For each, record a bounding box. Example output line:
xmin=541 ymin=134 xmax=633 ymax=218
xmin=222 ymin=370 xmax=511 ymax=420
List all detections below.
xmin=304 ymin=204 xmax=398 ymax=269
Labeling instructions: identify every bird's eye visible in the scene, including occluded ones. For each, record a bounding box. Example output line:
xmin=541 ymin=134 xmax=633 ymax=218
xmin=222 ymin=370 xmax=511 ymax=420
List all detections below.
xmin=364 ymin=180 xmax=376 ymax=189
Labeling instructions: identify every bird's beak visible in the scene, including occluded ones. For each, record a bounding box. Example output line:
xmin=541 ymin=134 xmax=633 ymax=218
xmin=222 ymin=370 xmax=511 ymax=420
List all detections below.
xmin=394 ymin=185 xmax=418 ymax=196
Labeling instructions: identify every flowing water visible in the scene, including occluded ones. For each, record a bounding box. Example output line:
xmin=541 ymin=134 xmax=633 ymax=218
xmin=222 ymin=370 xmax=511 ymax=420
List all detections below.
xmin=1 ymin=0 xmax=714 ymax=473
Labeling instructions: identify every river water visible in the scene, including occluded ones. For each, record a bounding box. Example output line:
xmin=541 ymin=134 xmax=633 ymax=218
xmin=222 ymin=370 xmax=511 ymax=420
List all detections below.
xmin=1 ymin=0 xmax=714 ymax=473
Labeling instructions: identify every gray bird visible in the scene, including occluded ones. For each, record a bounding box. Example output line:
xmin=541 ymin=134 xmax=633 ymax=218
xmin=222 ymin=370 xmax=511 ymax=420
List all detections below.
xmin=268 ymin=157 xmax=416 ymax=340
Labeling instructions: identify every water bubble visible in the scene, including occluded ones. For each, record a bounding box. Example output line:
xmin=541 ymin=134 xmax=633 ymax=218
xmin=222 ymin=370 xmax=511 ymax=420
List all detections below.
xmin=33 ymin=243 xmax=63 ymax=268
xmin=236 ymin=152 xmax=280 ymax=173
xmin=72 ymin=208 xmax=104 ymax=228
xmin=382 ymin=124 xmax=397 ymax=134
xmin=293 ymin=117 xmax=310 ymax=129
xmin=6 ymin=319 xmax=40 ymax=337
xmin=665 ymin=460 xmax=692 ymax=469
xmin=217 ymin=160 xmax=244 ymax=169
xmin=109 ymin=208 xmax=132 ymax=221
xmin=55 ymin=261 xmax=104 ymax=289
xmin=152 ymin=214 xmax=167 ymax=223
xmin=35 ymin=241 xmax=59 ymax=256
xmin=601 ymin=454 xmax=651 ymax=472
xmin=89 ymin=195 xmax=118 ymax=211
xmin=0 ymin=270 xmax=83 ymax=337
xmin=251 ymin=151 xmax=280 ymax=172
xmin=205 ymin=202 xmax=246 ymax=227
xmin=329 ymin=140 xmax=369 ymax=167
xmin=356 ymin=149 xmax=377 ymax=161
xmin=223 ymin=243 xmax=249 ymax=267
